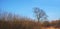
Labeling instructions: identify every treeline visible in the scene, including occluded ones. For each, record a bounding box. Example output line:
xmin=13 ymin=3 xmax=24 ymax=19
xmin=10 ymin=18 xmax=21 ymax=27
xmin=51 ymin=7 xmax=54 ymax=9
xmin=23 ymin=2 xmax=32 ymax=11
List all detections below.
xmin=0 ymin=11 xmax=60 ymax=29
xmin=0 ymin=11 xmax=41 ymax=29
xmin=41 ymin=20 xmax=60 ymax=28
xmin=50 ymin=20 xmax=60 ymax=28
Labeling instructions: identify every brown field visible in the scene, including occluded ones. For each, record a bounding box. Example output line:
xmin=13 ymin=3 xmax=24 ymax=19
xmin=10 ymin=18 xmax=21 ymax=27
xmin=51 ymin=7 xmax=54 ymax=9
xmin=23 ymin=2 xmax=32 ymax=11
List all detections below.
xmin=0 ymin=19 xmax=60 ymax=29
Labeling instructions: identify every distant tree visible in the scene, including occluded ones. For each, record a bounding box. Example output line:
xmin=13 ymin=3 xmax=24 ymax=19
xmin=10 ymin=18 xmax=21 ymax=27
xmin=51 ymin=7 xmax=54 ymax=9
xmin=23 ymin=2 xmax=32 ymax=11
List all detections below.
xmin=33 ymin=7 xmax=48 ymax=22
xmin=0 ymin=10 xmax=13 ymax=21
xmin=42 ymin=21 xmax=50 ymax=27
xmin=59 ymin=18 xmax=60 ymax=20
xmin=55 ymin=20 xmax=60 ymax=28
xmin=50 ymin=20 xmax=60 ymax=28
xmin=7 ymin=13 xmax=13 ymax=21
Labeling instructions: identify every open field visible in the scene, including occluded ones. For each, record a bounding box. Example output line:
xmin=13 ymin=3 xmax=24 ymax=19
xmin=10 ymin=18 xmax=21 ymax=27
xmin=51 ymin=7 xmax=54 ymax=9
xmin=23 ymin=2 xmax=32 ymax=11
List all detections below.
xmin=0 ymin=20 xmax=60 ymax=29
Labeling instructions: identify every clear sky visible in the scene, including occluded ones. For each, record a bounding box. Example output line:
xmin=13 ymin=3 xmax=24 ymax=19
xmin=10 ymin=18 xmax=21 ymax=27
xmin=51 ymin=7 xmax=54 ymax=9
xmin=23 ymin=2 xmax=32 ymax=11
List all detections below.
xmin=0 ymin=0 xmax=60 ymax=21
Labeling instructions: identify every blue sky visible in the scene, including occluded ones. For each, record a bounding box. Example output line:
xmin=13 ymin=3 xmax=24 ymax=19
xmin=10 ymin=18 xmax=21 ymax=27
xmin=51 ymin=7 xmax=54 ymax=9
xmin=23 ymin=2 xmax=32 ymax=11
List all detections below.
xmin=0 ymin=0 xmax=60 ymax=21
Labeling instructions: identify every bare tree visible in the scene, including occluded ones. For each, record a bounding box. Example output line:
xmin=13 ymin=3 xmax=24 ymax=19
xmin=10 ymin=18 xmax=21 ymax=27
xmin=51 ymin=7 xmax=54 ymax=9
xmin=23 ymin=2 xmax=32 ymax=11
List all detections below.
xmin=33 ymin=7 xmax=48 ymax=22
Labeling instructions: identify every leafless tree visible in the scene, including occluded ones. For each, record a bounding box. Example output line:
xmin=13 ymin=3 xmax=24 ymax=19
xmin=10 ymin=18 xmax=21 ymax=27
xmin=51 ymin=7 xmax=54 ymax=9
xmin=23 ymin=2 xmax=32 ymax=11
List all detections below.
xmin=33 ymin=7 xmax=48 ymax=22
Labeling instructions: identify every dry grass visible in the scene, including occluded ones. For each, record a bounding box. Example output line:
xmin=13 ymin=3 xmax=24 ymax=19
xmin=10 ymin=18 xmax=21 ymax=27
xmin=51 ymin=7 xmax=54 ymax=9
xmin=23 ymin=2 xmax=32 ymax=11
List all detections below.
xmin=0 ymin=19 xmax=60 ymax=29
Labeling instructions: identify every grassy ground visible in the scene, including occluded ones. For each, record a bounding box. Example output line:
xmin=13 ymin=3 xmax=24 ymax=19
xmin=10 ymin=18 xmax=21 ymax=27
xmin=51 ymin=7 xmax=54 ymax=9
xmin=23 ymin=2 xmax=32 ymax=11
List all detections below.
xmin=0 ymin=20 xmax=60 ymax=29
